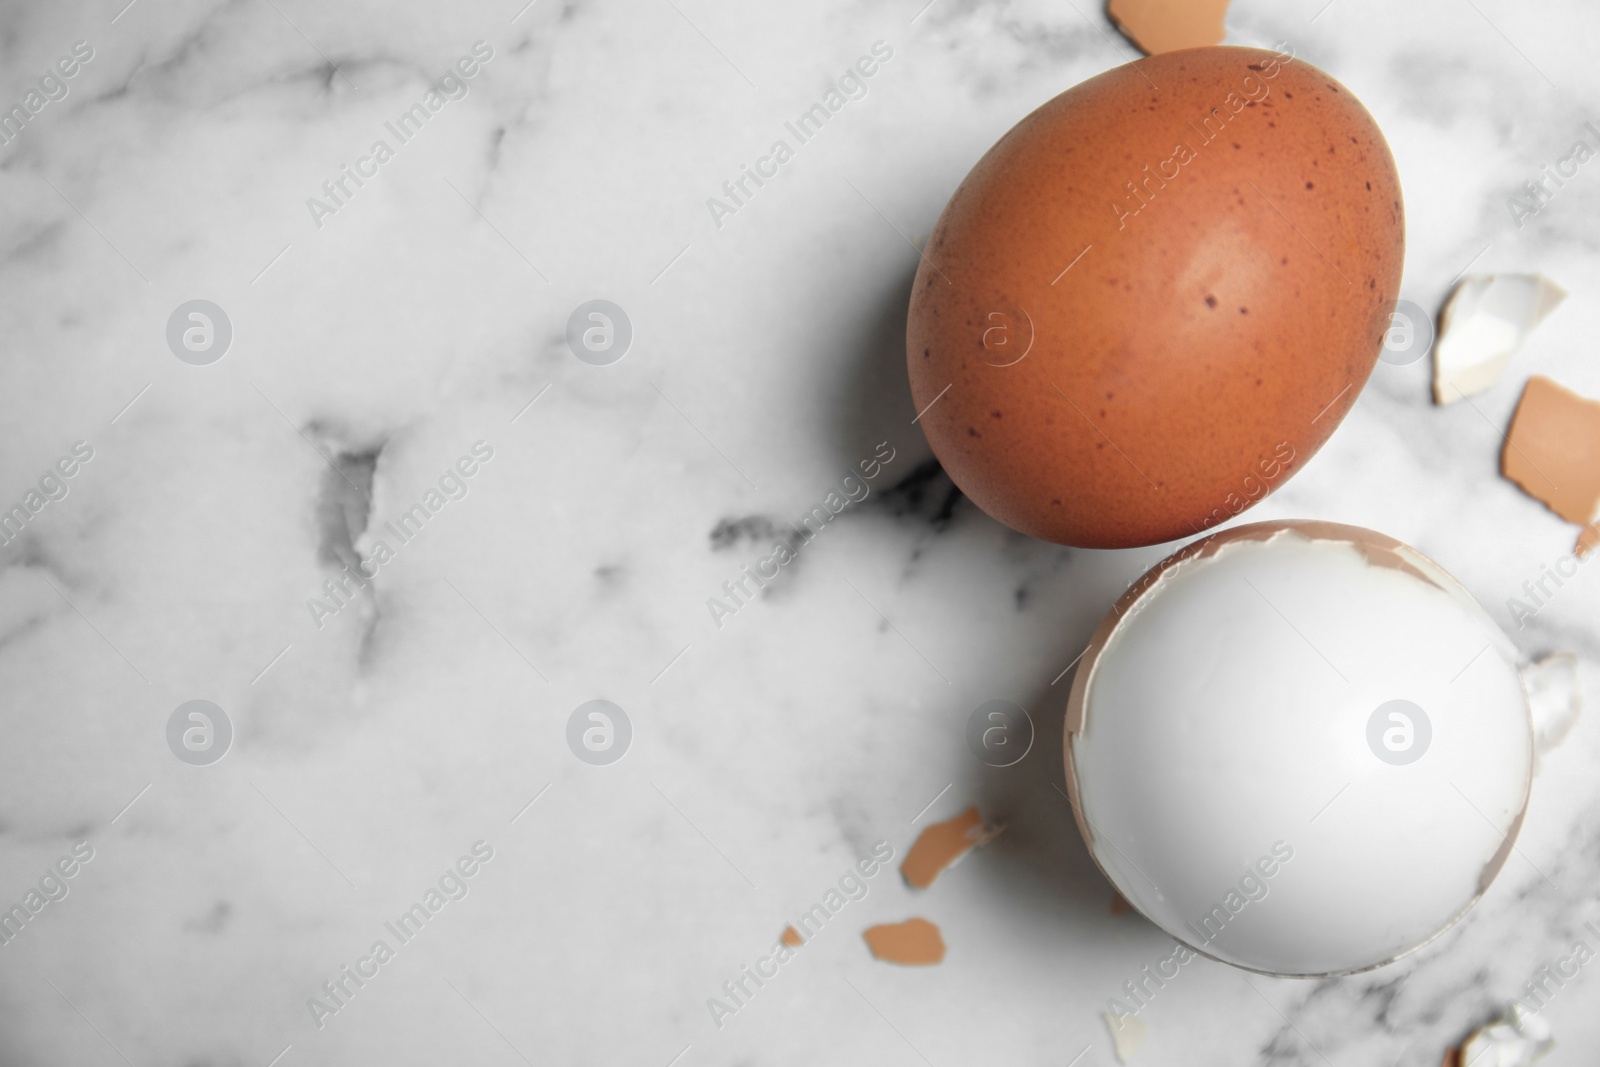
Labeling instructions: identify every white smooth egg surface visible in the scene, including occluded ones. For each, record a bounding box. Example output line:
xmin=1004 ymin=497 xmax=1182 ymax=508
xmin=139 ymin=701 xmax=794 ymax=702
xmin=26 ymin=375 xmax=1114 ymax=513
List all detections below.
xmin=1066 ymin=523 xmax=1532 ymax=977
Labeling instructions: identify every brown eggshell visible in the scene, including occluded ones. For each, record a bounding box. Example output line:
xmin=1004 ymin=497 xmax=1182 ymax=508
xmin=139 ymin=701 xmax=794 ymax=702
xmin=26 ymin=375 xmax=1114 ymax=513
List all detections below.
xmin=906 ymin=46 xmax=1404 ymax=548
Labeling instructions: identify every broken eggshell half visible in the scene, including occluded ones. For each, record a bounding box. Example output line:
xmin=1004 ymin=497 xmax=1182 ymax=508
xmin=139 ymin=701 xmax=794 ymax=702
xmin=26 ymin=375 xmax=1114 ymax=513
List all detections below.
xmin=1063 ymin=520 xmax=1534 ymax=977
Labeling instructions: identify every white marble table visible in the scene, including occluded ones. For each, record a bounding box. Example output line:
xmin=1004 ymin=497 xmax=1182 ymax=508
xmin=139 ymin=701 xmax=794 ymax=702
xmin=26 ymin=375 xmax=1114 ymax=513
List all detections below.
xmin=2 ymin=0 xmax=1598 ymax=1064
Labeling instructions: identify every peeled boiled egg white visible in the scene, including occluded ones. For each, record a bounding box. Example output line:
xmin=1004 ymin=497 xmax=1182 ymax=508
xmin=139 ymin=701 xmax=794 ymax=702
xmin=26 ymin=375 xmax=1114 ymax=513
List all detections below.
xmin=907 ymin=46 xmax=1404 ymax=548
xmin=1064 ymin=521 xmax=1531 ymax=976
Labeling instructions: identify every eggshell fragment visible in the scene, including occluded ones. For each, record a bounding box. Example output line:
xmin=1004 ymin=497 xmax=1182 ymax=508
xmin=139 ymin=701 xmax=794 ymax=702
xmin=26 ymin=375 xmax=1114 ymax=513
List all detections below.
xmin=1104 ymin=1010 xmax=1149 ymax=1062
xmin=1433 ymin=275 xmax=1566 ymax=405
xmin=900 ymin=805 xmax=1000 ymax=889
xmin=1065 ymin=521 xmax=1532 ymax=976
xmin=907 ymin=47 xmax=1404 ymax=548
xmin=1502 ymin=376 xmax=1600 ymax=560
xmin=1445 ymin=1004 xmax=1553 ymax=1067
xmin=863 ymin=919 xmax=945 ymax=965
xmin=1107 ymin=0 xmax=1230 ymax=55
xmin=1579 ymin=524 xmax=1599 ymax=559
xmin=1523 ymin=652 xmax=1580 ymax=761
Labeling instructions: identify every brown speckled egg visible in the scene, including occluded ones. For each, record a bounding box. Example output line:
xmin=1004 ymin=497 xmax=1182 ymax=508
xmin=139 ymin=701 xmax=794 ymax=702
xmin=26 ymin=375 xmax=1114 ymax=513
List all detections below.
xmin=906 ymin=46 xmax=1403 ymax=548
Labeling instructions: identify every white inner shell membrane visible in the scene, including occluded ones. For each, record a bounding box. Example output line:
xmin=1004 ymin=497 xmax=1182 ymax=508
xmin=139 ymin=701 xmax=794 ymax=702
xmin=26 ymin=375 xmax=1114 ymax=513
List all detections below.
xmin=1073 ymin=533 xmax=1531 ymax=976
